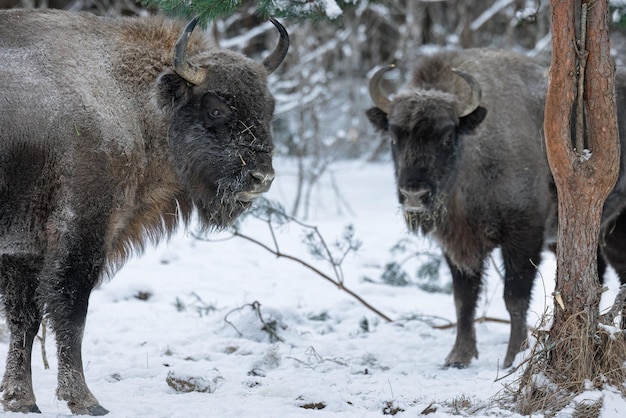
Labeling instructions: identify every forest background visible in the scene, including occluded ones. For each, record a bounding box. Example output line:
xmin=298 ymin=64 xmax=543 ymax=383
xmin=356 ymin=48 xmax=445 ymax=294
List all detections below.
xmin=3 ymin=1 xmax=626 ymax=417
xmin=3 ymin=0 xmax=625 ymax=218
xmin=3 ymin=0 xmax=626 ymax=216
xmin=0 ymin=0 xmax=599 ymax=219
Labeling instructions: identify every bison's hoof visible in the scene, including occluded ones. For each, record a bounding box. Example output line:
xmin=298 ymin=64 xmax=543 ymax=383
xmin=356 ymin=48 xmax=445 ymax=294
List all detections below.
xmin=503 ymin=344 xmax=523 ymax=369
xmin=444 ymin=346 xmax=477 ymax=368
xmin=444 ymin=361 xmax=469 ymax=369
xmin=2 ymin=401 xmax=41 ymax=414
xmin=26 ymin=403 xmax=41 ymax=413
xmin=87 ymin=404 xmax=109 ymax=416
xmin=2 ymin=392 xmax=41 ymax=414
xmin=502 ymin=355 xmax=515 ymax=369
xmin=68 ymin=402 xmax=109 ymax=416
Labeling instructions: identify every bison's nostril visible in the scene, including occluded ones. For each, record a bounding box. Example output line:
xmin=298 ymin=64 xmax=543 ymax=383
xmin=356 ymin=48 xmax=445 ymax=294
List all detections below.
xmin=251 ymin=170 xmax=275 ymax=183
xmin=402 ymin=189 xmax=426 ymax=197
xmin=400 ymin=188 xmax=430 ymax=199
xmin=251 ymin=170 xmax=275 ymax=192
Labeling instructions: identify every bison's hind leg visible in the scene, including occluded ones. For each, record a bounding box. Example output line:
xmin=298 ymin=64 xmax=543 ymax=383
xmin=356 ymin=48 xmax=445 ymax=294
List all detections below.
xmin=0 ymin=253 xmax=43 ymax=413
xmin=501 ymin=236 xmax=542 ymax=369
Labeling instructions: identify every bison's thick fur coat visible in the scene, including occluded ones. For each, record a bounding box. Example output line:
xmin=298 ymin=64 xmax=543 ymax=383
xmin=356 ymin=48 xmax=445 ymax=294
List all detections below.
xmin=367 ymin=49 xmax=626 ymax=369
xmin=0 ymin=9 xmax=287 ymax=415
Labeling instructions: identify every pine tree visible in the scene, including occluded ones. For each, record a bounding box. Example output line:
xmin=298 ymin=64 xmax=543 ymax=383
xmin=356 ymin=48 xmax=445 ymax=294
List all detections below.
xmin=516 ymin=1 xmax=626 ymax=414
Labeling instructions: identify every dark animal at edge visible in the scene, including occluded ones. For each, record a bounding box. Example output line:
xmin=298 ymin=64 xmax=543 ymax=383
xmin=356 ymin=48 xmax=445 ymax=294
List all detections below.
xmin=366 ymin=49 xmax=626 ymax=369
xmin=599 ymin=70 xmax=626 ymax=281
xmin=0 ymin=9 xmax=288 ymax=415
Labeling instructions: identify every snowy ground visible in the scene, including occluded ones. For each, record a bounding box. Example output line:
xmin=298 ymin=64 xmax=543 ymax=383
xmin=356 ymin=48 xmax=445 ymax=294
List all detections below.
xmin=0 ymin=158 xmax=624 ymax=417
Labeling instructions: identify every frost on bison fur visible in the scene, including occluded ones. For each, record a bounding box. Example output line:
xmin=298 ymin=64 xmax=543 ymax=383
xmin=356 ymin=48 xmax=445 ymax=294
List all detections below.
xmin=0 ymin=9 xmax=288 ymax=415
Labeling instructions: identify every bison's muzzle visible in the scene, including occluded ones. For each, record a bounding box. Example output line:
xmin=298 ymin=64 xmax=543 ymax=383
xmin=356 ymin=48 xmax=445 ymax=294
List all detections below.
xmin=399 ymin=187 xmax=433 ymax=213
xmin=400 ymin=186 xmax=444 ymax=233
xmin=237 ymin=170 xmax=276 ymax=202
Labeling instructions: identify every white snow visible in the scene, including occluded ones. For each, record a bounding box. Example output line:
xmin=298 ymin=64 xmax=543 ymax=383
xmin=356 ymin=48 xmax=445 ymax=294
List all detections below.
xmin=575 ymin=148 xmax=593 ymax=162
xmin=322 ymin=0 xmax=343 ymax=20
xmin=1 ymin=158 xmax=625 ymax=417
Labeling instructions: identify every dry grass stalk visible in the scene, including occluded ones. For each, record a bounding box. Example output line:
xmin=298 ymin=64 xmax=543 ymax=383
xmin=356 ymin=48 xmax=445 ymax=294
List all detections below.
xmin=573 ymin=397 xmax=603 ymax=418
xmin=508 ymin=292 xmax=626 ymax=417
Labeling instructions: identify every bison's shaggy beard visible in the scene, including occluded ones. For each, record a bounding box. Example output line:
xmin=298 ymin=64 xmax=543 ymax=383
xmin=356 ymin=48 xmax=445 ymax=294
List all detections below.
xmin=198 ymin=199 xmax=250 ymax=230
xmin=403 ymin=194 xmax=448 ymax=234
xmin=194 ymin=172 xmax=252 ymax=230
xmin=171 ymin=130 xmax=261 ymax=230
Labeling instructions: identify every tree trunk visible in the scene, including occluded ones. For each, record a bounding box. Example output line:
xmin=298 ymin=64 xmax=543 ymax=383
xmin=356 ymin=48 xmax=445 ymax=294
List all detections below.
xmin=545 ymin=0 xmax=619 ymax=381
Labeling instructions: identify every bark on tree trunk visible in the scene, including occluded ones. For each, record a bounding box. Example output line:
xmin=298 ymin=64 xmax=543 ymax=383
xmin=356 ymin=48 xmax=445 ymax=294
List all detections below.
xmin=545 ymin=0 xmax=619 ymax=379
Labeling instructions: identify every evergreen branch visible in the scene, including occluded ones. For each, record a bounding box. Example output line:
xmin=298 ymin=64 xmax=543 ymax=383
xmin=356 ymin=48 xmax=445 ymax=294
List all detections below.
xmin=140 ymin=0 xmax=363 ymax=22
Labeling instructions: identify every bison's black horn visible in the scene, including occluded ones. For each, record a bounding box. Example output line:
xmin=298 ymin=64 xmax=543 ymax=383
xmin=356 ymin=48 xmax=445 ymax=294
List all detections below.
xmin=368 ymin=64 xmax=395 ymax=114
xmin=451 ymin=68 xmax=482 ymax=118
xmin=174 ymin=16 xmax=208 ymax=85
xmin=262 ymin=18 xmax=289 ymax=74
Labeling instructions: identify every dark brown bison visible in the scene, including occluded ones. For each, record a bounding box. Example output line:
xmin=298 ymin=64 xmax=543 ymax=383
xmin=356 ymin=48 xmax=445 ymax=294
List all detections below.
xmin=598 ymin=69 xmax=626 ymax=282
xmin=367 ymin=49 xmax=626 ymax=370
xmin=0 ymin=9 xmax=288 ymax=415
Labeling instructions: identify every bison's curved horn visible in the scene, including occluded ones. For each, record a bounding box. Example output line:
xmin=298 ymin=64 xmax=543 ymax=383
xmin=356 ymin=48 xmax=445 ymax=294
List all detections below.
xmin=174 ymin=16 xmax=208 ymax=86
xmin=368 ymin=64 xmax=395 ymax=114
xmin=262 ymin=18 xmax=290 ymax=74
xmin=451 ymin=69 xmax=482 ymax=117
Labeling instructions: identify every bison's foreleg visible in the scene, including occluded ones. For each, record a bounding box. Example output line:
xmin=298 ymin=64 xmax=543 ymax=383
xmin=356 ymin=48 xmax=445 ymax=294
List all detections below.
xmin=501 ymin=240 xmax=542 ymax=368
xmin=42 ymin=236 xmax=108 ymax=416
xmin=444 ymin=258 xmax=482 ymax=368
xmin=0 ymin=254 xmax=43 ymax=413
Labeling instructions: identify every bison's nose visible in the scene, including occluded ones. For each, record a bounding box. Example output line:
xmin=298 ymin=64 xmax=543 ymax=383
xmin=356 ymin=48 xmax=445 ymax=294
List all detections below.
xmin=400 ymin=187 xmax=432 ymax=210
xmin=251 ymin=170 xmax=275 ymax=193
xmin=237 ymin=170 xmax=275 ymax=203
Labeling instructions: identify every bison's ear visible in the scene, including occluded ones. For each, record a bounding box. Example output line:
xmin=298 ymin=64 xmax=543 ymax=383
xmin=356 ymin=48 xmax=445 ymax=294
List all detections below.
xmin=156 ymin=70 xmax=193 ymax=109
xmin=458 ymin=106 xmax=487 ymax=134
xmin=366 ymin=107 xmax=389 ymax=132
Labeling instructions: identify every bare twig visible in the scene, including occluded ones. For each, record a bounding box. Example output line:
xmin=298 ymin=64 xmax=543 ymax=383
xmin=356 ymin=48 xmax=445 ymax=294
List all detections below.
xmin=433 ymin=315 xmax=511 ymax=330
xmin=251 ymin=301 xmax=284 ymax=343
xmin=223 ymin=301 xmax=285 ymax=342
xmin=303 ymin=222 xmax=345 ymax=284
xmin=286 ymin=346 xmax=349 ymax=369
xmin=230 ymin=229 xmax=393 ymax=323
xmin=196 ymin=200 xmax=391 ymax=322
xmin=224 ymin=305 xmax=245 ymax=337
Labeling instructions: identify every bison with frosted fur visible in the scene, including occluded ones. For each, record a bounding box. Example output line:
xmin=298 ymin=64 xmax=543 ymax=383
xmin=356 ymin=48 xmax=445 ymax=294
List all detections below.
xmin=366 ymin=49 xmax=626 ymax=369
xmin=0 ymin=9 xmax=288 ymax=415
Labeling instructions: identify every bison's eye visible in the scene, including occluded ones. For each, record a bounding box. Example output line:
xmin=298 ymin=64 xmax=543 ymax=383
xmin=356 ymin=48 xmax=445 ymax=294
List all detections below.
xmin=441 ymin=128 xmax=455 ymax=148
xmin=202 ymin=93 xmax=232 ymax=128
